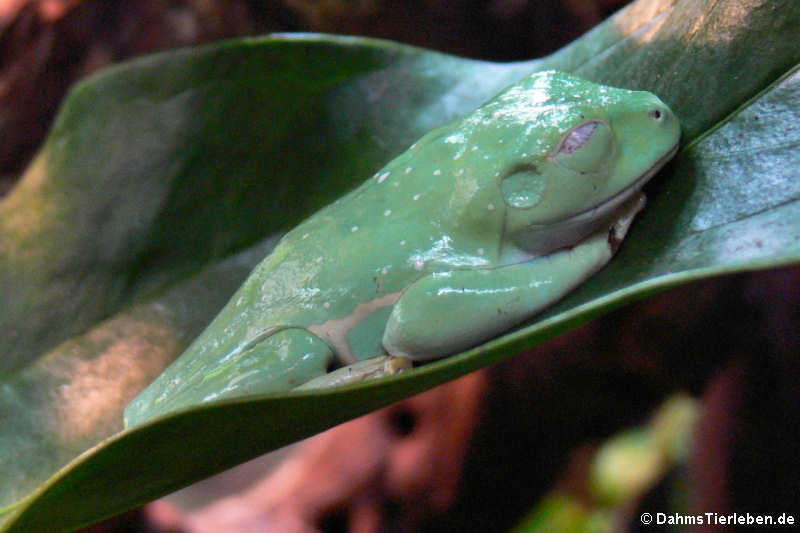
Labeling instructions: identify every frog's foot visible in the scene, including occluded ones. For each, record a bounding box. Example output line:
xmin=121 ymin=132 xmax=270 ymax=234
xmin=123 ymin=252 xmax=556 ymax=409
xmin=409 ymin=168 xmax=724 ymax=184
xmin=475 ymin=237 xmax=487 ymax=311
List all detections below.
xmin=295 ymin=356 xmax=412 ymax=391
xmin=607 ymin=192 xmax=646 ymax=253
xmin=383 ymin=356 xmax=414 ymax=375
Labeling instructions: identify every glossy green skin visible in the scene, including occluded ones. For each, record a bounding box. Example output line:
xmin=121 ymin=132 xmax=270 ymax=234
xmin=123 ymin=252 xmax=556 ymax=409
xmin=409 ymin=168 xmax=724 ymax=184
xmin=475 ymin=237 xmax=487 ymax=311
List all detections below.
xmin=125 ymin=71 xmax=679 ymax=426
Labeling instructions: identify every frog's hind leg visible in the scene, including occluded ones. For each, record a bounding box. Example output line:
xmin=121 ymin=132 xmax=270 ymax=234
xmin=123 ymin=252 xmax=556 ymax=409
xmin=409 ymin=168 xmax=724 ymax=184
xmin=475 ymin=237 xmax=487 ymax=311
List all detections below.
xmin=218 ymin=327 xmax=337 ymax=393
xmin=170 ymin=328 xmax=334 ymax=405
xmin=125 ymin=328 xmax=335 ymax=426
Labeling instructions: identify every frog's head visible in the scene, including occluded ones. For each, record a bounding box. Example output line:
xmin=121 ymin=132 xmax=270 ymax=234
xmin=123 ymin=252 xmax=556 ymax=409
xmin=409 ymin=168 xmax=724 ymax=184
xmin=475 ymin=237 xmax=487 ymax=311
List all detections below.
xmin=472 ymin=71 xmax=680 ymax=254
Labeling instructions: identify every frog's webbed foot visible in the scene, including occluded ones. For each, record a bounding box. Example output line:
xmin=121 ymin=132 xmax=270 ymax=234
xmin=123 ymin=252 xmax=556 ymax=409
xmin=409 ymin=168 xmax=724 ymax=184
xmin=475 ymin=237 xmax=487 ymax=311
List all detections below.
xmin=607 ymin=193 xmax=646 ymax=253
xmin=295 ymin=356 xmax=413 ymax=391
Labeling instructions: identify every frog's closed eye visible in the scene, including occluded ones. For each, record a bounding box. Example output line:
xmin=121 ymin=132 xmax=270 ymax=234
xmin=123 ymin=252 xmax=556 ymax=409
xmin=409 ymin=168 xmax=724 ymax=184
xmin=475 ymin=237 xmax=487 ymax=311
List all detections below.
xmin=553 ymin=120 xmax=615 ymax=174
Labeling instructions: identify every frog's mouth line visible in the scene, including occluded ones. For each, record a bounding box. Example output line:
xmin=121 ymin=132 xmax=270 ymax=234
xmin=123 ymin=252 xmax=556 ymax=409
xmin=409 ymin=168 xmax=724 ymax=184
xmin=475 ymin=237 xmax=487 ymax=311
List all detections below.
xmin=553 ymin=142 xmax=679 ymax=230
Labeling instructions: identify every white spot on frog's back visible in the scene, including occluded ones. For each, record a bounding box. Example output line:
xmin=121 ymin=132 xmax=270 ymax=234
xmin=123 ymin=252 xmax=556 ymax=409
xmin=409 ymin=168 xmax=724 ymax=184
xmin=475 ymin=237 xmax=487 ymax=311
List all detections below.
xmin=258 ymin=258 xmax=319 ymax=303
xmin=377 ymin=172 xmax=390 ymax=183
xmin=405 ymin=167 xmax=412 ymax=174
xmin=433 ymin=169 xmax=442 ymax=176
xmin=351 ymin=225 xmax=359 ymax=232
xmin=413 ymin=194 xmax=421 ymax=201
xmin=384 ymin=209 xmax=392 ymax=216
xmin=414 ymin=260 xmax=424 ymax=271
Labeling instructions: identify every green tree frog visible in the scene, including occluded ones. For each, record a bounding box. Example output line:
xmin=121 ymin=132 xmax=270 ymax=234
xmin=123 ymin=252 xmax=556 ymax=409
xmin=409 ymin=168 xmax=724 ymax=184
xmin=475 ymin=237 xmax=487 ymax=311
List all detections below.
xmin=125 ymin=71 xmax=679 ymax=426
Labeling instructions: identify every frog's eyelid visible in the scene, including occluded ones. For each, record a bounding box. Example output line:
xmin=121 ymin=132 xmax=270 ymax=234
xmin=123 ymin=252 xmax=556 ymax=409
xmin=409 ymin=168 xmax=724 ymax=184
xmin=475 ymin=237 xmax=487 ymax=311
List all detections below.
xmin=558 ymin=121 xmax=599 ymax=154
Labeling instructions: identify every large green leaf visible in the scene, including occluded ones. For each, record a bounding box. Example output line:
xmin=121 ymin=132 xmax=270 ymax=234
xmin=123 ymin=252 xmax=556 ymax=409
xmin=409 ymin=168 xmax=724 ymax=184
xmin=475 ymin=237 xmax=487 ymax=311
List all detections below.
xmin=2 ymin=0 xmax=799 ymax=530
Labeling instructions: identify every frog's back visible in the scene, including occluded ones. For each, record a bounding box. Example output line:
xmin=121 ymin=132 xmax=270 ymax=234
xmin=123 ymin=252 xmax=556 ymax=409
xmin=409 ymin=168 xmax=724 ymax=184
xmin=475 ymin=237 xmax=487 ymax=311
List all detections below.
xmin=215 ymin=177 xmax=425 ymax=340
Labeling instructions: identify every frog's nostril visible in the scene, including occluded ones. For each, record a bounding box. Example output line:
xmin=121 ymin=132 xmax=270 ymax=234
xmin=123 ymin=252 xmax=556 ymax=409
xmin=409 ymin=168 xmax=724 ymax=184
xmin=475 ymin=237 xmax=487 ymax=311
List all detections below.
xmin=649 ymin=108 xmax=663 ymax=120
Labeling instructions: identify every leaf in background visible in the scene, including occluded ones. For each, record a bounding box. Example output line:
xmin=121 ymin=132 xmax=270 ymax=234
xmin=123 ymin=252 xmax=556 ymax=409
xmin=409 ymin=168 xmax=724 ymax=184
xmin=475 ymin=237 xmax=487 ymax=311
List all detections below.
xmin=1 ymin=0 xmax=799 ymax=531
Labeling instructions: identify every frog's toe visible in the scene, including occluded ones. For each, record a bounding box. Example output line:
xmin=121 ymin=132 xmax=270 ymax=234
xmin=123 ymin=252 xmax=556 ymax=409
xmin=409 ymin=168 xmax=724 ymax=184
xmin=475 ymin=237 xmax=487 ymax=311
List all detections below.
xmin=294 ymin=356 xmax=412 ymax=391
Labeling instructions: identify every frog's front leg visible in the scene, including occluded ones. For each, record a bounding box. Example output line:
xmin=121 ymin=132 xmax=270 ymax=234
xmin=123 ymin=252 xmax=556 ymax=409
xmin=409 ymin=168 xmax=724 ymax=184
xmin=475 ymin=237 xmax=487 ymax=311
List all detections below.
xmin=383 ymin=199 xmax=642 ymax=361
xmin=383 ymin=235 xmax=612 ymax=360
